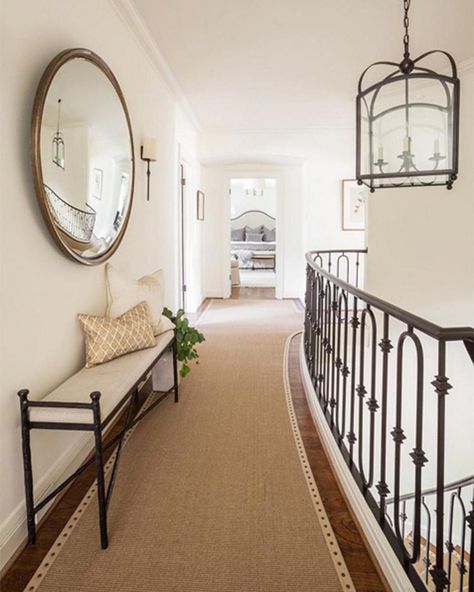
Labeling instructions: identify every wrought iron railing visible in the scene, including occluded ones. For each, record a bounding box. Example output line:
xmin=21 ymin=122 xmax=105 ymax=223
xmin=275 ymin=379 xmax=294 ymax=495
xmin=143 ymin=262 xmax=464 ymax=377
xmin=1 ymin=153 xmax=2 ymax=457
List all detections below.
xmin=386 ymin=475 xmax=474 ymax=591
xmin=303 ymin=249 xmax=474 ymax=592
xmin=44 ymin=184 xmax=96 ymax=243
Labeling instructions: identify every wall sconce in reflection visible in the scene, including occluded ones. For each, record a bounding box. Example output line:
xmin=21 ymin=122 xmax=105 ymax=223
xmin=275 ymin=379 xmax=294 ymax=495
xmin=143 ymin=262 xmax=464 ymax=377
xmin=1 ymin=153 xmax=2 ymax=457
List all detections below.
xmin=140 ymin=137 xmax=157 ymax=201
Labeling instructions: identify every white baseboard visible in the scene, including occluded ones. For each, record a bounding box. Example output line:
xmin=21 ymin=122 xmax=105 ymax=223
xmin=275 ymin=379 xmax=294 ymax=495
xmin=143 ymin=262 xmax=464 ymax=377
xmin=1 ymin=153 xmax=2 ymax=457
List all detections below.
xmin=204 ymin=289 xmax=225 ymax=298
xmin=185 ymin=293 xmax=204 ymax=313
xmin=298 ymin=338 xmax=413 ymax=592
xmin=0 ymin=433 xmax=94 ymax=571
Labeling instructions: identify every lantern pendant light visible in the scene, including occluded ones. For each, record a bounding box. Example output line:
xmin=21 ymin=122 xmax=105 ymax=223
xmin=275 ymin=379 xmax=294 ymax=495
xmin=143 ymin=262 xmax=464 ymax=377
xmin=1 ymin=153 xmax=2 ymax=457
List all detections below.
xmin=356 ymin=0 xmax=460 ymax=192
xmin=52 ymin=98 xmax=65 ymax=170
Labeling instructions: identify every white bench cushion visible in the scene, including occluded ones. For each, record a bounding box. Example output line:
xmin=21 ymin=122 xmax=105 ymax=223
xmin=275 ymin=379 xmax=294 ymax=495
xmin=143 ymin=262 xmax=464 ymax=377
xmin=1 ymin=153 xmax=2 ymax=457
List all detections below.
xmin=29 ymin=331 xmax=174 ymax=425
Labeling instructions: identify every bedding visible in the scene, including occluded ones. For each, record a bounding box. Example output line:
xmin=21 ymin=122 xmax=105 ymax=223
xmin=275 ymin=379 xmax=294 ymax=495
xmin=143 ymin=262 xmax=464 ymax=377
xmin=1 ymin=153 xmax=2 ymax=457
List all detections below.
xmin=244 ymin=225 xmax=263 ymax=234
xmin=231 ymin=240 xmax=276 ymax=269
xmin=230 ymin=211 xmax=276 ymax=269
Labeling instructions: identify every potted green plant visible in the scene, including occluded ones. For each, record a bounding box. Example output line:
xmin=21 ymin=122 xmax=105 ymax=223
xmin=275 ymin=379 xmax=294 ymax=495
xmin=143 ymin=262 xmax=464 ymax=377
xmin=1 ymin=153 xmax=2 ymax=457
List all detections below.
xmin=151 ymin=308 xmax=205 ymax=392
xmin=163 ymin=307 xmax=205 ymax=378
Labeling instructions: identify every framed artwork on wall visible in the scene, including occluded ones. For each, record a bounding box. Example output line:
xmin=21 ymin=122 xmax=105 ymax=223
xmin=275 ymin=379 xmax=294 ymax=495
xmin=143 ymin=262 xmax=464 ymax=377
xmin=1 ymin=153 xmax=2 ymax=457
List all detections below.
xmin=92 ymin=168 xmax=103 ymax=200
xmin=196 ymin=190 xmax=205 ymax=221
xmin=341 ymin=179 xmax=367 ymax=231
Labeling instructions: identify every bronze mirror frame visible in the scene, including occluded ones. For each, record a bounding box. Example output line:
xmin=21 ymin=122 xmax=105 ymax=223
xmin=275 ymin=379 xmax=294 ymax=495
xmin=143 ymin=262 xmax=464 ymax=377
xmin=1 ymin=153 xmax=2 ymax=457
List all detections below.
xmin=31 ymin=48 xmax=135 ymax=265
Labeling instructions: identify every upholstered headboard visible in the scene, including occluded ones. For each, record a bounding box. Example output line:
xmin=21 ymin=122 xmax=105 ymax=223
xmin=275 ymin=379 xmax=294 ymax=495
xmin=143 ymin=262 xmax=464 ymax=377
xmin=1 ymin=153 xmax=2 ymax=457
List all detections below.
xmin=230 ymin=209 xmax=276 ymax=230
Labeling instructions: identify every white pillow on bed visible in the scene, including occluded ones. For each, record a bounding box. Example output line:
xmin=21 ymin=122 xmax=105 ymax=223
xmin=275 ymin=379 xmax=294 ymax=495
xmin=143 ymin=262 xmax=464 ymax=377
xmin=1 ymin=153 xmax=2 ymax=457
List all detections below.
xmin=105 ymin=264 xmax=174 ymax=336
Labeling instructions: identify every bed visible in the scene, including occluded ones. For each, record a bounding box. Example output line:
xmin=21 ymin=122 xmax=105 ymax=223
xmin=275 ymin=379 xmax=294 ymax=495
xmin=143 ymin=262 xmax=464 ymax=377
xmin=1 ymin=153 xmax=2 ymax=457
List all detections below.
xmin=230 ymin=210 xmax=276 ymax=270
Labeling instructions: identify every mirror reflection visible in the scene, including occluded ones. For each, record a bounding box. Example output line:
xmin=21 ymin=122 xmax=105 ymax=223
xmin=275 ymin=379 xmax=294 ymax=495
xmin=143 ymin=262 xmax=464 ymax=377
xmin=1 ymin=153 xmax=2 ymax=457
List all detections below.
xmin=38 ymin=54 xmax=133 ymax=261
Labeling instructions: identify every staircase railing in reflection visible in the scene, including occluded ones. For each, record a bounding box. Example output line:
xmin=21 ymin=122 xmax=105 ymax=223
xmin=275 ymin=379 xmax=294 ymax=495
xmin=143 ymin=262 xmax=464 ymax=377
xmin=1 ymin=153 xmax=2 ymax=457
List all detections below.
xmin=303 ymin=249 xmax=474 ymax=592
xmin=44 ymin=184 xmax=96 ymax=243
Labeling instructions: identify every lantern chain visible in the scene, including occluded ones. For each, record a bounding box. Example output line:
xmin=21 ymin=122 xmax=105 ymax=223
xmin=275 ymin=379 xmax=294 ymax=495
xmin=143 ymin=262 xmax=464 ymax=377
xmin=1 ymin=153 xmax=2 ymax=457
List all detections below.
xmin=403 ymin=0 xmax=411 ymax=58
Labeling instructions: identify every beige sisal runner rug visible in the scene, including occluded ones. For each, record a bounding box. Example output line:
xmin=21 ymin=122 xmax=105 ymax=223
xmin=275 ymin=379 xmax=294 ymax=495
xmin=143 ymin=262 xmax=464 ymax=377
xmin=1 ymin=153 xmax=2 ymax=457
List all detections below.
xmin=26 ymin=299 xmax=354 ymax=592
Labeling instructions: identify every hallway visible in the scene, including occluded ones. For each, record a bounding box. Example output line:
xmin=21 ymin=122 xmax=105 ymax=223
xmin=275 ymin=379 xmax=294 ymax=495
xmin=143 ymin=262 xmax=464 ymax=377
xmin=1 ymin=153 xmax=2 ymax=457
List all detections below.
xmin=1 ymin=3 xmax=473 ymax=591
xmin=3 ymin=294 xmax=385 ymax=592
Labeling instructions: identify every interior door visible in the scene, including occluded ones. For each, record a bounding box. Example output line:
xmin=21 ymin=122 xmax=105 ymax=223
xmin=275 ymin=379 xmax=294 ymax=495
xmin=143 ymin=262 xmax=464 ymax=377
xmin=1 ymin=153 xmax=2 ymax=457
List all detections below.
xmin=179 ymin=163 xmax=187 ymax=310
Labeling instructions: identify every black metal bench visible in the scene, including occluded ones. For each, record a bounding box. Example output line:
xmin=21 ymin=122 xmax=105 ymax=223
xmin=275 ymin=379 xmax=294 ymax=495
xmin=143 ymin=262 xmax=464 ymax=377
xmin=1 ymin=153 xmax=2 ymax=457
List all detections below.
xmin=18 ymin=330 xmax=178 ymax=549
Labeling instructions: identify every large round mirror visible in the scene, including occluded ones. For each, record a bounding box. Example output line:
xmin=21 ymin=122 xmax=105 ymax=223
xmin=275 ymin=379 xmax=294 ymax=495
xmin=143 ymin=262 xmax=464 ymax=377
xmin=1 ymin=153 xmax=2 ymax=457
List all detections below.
xmin=31 ymin=49 xmax=135 ymax=264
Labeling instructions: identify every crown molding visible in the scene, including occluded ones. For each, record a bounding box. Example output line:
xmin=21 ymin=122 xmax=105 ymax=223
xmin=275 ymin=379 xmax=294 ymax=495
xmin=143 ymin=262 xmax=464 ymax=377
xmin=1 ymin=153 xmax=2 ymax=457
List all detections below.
xmin=108 ymin=0 xmax=202 ymax=130
xmin=201 ymin=124 xmax=355 ymax=136
xmin=105 ymin=2 xmax=473 ymax=134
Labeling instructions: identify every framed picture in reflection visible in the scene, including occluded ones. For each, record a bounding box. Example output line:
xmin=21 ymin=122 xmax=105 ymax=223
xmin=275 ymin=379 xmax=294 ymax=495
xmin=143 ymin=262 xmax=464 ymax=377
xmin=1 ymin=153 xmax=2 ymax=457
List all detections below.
xmin=92 ymin=168 xmax=103 ymax=200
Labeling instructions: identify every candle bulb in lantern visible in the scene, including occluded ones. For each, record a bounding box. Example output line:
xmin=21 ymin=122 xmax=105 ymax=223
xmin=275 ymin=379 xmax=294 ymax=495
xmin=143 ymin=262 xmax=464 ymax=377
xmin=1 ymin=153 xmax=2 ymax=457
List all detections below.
xmin=378 ymin=145 xmax=384 ymax=160
xmin=434 ymin=139 xmax=440 ymax=154
xmin=403 ymin=136 xmax=410 ymax=152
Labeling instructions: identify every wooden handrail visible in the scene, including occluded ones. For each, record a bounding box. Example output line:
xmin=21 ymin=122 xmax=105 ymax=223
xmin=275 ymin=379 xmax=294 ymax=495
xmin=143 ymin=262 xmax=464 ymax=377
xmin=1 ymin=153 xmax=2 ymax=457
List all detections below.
xmin=386 ymin=474 xmax=474 ymax=504
xmin=307 ymin=250 xmax=474 ymax=348
xmin=304 ymin=248 xmax=473 ymax=591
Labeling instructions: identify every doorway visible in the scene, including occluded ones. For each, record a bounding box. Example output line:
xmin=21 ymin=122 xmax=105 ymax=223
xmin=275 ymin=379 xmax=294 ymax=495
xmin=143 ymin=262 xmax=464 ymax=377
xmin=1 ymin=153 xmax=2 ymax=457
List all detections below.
xmin=178 ymin=162 xmax=187 ymax=310
xmin=229 ymin=177 xmax=278 ymax=293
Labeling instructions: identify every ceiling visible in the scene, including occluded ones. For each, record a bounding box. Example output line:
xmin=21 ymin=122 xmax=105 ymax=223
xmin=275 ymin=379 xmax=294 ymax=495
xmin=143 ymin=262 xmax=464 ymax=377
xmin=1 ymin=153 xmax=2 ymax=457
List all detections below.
xmin=132 ymin=0 xmax=474 ymax=131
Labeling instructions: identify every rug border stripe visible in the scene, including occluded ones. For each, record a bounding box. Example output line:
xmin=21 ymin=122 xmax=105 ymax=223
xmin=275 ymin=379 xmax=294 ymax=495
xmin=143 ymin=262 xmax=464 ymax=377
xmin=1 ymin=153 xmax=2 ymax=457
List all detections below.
xmin=283 ymin=331 xmax=356 ymax=592
xmin=21 ymin=394 xmax=157 ymax=592
xmin=24 ymin=309 xmax=352 ymax=592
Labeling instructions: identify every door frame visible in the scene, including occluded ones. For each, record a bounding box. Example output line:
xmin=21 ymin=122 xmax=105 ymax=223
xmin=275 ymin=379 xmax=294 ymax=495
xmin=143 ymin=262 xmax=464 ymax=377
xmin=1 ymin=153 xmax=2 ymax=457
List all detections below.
xmin=222 ymin=167 xmax=285 ymax=299
xmin=178 ymin=161 xmax=187 ymax=310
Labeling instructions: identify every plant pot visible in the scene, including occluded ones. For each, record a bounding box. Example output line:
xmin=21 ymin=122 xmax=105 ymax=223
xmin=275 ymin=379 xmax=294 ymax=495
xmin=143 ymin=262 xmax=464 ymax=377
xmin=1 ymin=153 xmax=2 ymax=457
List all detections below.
xmin=152 ymin=351 xmax=182 ymax=392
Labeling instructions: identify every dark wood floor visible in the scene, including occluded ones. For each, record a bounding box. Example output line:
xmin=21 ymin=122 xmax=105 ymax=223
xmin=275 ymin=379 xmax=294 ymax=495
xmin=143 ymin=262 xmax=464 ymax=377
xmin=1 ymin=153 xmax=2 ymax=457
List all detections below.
xmin=1 ymin=384 xmax=154 ymax=592
xmin=288 ymin=334 xmax=387 ymax=592
xmin=2 ymin=288 xmax=386 ymax=592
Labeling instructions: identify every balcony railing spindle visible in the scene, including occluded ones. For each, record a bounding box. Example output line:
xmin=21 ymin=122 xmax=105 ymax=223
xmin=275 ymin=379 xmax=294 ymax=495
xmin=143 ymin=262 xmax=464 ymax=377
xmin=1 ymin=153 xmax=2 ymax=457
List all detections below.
xmin=303 ymin=249 xmax=473 ymax=592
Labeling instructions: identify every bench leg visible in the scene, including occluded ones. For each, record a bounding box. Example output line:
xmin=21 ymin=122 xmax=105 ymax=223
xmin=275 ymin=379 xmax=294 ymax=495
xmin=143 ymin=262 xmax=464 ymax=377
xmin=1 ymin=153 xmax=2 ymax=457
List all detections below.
xmin=172 ymin=339 xmax=179 ymax=403
xmin=105 ymin=391 xmax=136 ymax=509
xmin=18 ymin=390 xmax=36 ymax=544
xmin=91 ymin=392 xmax=108 ymax=549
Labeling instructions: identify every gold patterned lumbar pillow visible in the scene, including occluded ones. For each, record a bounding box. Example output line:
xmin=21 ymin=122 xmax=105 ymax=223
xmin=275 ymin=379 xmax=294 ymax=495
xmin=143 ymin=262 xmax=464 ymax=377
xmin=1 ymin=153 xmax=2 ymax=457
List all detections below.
xmin=78 ymin=301 xmax=156 ymax=368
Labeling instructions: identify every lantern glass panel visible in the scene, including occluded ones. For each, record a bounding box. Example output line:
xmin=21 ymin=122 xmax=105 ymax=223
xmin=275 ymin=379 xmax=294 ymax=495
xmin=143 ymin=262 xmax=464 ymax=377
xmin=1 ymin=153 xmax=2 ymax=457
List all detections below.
xmin=358 ymin=74 xmax=456 ymax=188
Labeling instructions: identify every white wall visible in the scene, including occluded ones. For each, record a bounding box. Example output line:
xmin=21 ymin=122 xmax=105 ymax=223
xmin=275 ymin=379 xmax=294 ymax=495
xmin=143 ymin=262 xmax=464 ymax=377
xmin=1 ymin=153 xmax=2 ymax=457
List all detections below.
xmin=199 ymin=128 xmax=365 ymax=299
xmin=86 ymin=132 xmax=128 ymax=240
xmin=230 ymin=178 xmax=277 ymax=219
xmin=365 ymin=60 xmax=474 ymax=490
xmin=0 ymin=0 xmax=199 ymax=568
xmin=41 ymin=124 xmax=89 ymax=210
xmin=367 ymin=60 xmax=474 ymax=327
xmin=175 ymin=108 xmax=203 ymax=313
xmin=201 ymin=164 xmax=304 ymax=299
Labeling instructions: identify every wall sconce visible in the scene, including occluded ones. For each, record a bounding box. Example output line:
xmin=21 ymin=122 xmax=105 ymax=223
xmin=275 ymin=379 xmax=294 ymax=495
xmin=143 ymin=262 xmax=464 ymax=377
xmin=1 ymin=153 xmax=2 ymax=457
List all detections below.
xmin=140 ymin=137 xmax=157 ymax=201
